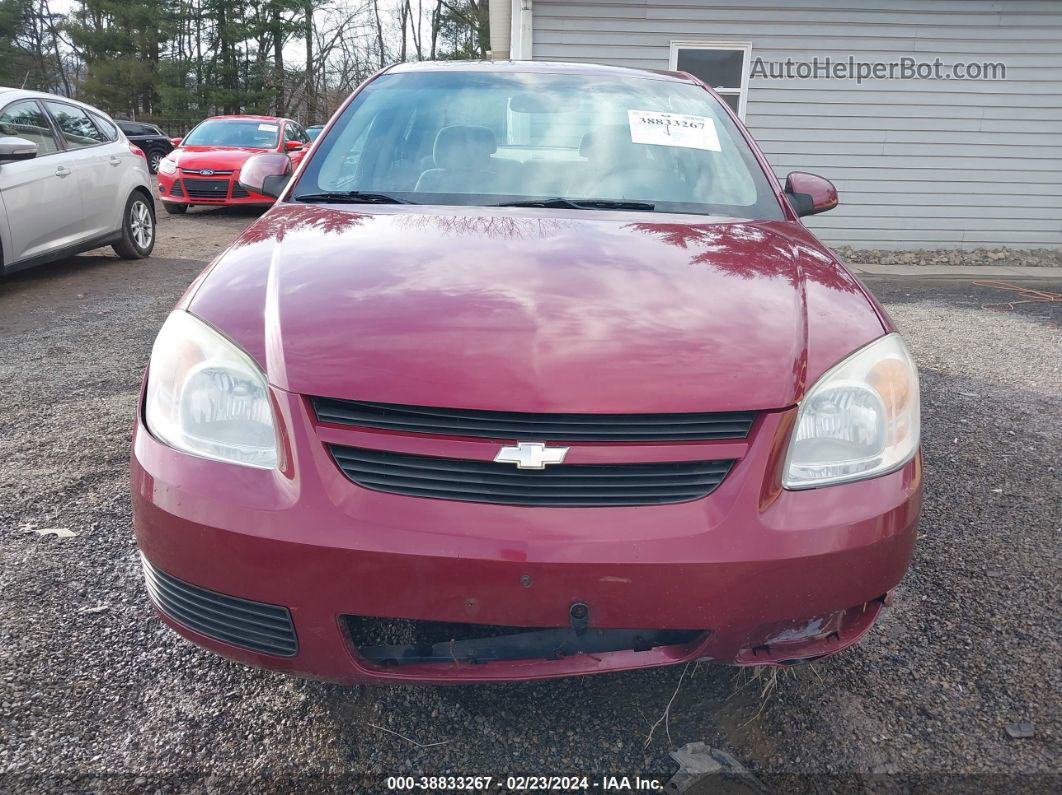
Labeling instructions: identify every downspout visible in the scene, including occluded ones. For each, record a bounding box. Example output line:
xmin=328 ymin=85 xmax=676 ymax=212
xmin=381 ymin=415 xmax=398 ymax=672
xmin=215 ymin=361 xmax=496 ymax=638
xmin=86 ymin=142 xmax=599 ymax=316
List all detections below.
xmin=489 ymin=0 xmax=512 ymax=59
xmin=511 ymin=0 xmax=533 ymax=60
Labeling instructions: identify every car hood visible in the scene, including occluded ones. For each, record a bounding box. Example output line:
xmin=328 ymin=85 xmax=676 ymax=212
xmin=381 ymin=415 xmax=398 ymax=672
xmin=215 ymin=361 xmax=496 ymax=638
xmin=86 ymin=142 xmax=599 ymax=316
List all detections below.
xmin=185 ymin=204 xmax=886 ymax=413
xmin=171 ymin=146 xmax=272 ymax=170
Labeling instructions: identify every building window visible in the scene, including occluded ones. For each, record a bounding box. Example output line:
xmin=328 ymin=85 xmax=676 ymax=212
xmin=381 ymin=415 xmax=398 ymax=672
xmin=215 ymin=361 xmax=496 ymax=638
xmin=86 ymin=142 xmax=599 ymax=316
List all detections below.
xmin=670 ymin=41 xmax=752 ymax=119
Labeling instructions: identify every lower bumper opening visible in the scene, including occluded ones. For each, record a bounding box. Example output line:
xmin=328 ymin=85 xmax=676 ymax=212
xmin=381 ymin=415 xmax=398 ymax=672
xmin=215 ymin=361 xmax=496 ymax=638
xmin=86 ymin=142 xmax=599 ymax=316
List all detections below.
xmin=141 ymin=555 xmax=298 ymax=657
xmin=344 ymin=616 xmax=705 ymax=666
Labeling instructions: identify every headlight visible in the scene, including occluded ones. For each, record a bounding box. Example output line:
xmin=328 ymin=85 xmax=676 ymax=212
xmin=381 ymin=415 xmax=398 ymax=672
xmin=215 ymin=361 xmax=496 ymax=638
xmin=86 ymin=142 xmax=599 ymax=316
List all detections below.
xmin=144 ymin=310 xmax=278 ymax=468
xmin=783 ymin=333 xmax=919 ymax=489
xmin=158 ymin=158 xmax=177 ymax=174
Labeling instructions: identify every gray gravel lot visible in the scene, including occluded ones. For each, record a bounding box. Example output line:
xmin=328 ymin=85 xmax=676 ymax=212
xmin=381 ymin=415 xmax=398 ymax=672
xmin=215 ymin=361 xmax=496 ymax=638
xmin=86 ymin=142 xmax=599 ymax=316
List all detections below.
xmin=1 ymin=208 xmax=1059 ymax=793
xmin=835 ymin=246 xmax=1062 ymax=269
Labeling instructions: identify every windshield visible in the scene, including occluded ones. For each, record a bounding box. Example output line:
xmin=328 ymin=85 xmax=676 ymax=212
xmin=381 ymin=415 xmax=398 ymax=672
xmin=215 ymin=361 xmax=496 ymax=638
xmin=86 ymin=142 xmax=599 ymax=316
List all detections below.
xmin=294 ymin=70 xmax=783 ymax=219
xmin=183 ymin=119 xmax=280 ymax=149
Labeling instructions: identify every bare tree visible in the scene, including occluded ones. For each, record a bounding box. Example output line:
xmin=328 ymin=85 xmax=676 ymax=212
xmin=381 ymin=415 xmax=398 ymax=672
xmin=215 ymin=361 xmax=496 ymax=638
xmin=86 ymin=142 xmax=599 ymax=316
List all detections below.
xmin=372 ymin=0 xmax=385 ymax=67
xmin=40 ymin=0 xmax=73 ymax=95
xmin=430 ymin=0 xmax=441 ymax=59
xmin=304 ymin=0 xmax=316 ymax=120
xmin=271 ymin=2 xmax=285 ymax=114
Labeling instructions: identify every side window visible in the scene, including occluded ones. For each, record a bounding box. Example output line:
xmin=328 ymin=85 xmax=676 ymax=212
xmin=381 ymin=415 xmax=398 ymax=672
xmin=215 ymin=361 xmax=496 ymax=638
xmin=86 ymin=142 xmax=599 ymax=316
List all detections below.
xmin=122 ymin=122 xmax=152 ymax=136
xmin=0 ymin=100 xmax=60 ymax=155
xmin=44 ymin=101 xmax=107 ymax=149
xmin=90 ymin=113 xmax=119 ymax=142
xmin=286 ymin=122 xmax=310 ymax=144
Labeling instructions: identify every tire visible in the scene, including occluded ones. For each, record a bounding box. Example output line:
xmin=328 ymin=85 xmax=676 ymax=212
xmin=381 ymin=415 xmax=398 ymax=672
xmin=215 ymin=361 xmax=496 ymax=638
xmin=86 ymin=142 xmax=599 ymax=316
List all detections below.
xmin=147 ymin=149 xmax=164 ymax=174
xmin=162 ymin=201 xmax=187 ymax=215
xmin=112 ymin=192 xmax=156 ymax=259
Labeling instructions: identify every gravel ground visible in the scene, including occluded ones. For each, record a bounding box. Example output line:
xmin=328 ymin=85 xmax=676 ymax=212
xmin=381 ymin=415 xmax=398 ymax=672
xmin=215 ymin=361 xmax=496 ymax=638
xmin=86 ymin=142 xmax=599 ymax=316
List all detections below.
xmin=1 ymin=207 xmax=1059 ymax=793
xmin=834 ymin=246 xmax=1062 ymax=268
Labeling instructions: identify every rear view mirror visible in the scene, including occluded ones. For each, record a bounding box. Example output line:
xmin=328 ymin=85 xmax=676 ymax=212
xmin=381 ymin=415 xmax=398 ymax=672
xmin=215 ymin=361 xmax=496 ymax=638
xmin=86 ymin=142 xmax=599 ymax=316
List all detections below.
xmin=0 ymin=136 xmax=38 ymax=162
xmin=510 ymin=93 xmax=550 ymax=113
xmin=238 ymin=153 xmax=292 ymax=199
xmin=170 ymin=137 xmax=183 ymax=147
xmin=285 ymin=140 xmax=304 ymax=152
xmin=784 ymin=172 xmax=838 ymax=217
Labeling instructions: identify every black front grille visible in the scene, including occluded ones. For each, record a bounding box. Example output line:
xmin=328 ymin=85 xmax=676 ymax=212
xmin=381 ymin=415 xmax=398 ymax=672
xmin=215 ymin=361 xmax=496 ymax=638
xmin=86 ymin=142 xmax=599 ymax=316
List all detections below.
xmin=170 ymin=181 xmax=184 ymax=197
xmin=230 ymin=182 xmax=250 ymax=198
xmin=314 ymin=398 xmax=755 ymax=442
xmin=141 ymin=555 xmax=297 ymax=656
xmin=182 ymin=178 xmax=230 ymax=199
xmin=328 ymin=445 xmax=733 ymax=507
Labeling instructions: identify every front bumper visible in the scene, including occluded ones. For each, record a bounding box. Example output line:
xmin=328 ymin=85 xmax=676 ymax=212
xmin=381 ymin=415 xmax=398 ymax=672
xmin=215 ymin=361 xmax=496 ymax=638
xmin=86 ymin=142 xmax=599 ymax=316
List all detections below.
xmin=157 ymin=171 xmax=272 ymax=207
xmin=131 ymin=388 xmax=921 ymax=683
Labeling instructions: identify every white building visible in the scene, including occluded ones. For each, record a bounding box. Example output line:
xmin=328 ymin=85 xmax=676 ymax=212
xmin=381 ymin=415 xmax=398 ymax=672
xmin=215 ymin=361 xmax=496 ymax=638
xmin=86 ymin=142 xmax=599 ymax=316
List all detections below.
xmin=488 ymin=0 xmax=1062 ymax=250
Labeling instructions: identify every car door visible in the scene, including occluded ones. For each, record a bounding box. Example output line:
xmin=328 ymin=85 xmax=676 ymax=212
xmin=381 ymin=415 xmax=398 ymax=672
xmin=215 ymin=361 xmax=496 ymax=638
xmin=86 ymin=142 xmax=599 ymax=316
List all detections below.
xmin=43 ymin=101 xmax=125 ymax=239
xmin=0 ymin=98 xmax=87 ymax=266
xmin=87 ymin=111 xmax=138 ymax=223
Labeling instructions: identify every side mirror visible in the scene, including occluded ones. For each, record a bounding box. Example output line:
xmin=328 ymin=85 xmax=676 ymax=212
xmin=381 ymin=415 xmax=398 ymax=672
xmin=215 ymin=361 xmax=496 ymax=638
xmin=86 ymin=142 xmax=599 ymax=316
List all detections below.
xmin=784 ymin=172 xmax=838 ymax=217
xmin=0 ymin=136 xmax=38 ymax=162
xmin=238 ymin=153 xmax=292 ymax=199
xmin=170 ymin=137 xmax=183 ymax=147
xmin=285 ymin=140 xmax=304 ymax=152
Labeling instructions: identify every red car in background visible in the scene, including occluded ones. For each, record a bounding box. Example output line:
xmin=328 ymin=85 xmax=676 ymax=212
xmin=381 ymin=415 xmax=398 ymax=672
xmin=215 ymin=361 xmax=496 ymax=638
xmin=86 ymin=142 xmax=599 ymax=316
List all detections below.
xmin=156 ymin=115 xmax=311 ymax=214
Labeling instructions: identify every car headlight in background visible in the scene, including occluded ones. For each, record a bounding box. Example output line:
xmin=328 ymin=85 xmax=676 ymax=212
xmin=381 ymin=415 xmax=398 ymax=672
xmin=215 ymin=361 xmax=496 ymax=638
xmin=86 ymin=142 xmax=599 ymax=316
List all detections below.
xmin=157 ymin=158 xmax=177 ymax=174
xmin=784 ymin=333 xmax=919 ymax=489
xmin=144 ymin=310 xmax=278 ymax=468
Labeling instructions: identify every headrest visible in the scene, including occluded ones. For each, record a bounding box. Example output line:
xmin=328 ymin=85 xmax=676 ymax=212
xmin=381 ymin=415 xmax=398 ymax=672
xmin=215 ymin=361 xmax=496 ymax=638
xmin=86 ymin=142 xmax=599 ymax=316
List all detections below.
xmin=433 ymin=125 xmax=497 ymax=169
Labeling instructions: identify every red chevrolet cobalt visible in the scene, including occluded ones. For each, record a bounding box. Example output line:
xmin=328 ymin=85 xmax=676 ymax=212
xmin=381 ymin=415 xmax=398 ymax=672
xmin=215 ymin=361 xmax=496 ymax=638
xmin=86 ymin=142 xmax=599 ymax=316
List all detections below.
xmin=155 ymin=115 xmax=310 ymax=213
xmin=132 ymin=62 xmax=921 ymax=683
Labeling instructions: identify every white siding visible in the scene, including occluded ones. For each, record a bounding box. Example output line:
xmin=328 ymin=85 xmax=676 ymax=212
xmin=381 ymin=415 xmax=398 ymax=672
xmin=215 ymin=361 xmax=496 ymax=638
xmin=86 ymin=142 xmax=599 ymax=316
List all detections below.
xmin=530 ymin=0 xmax=1062 ymax=249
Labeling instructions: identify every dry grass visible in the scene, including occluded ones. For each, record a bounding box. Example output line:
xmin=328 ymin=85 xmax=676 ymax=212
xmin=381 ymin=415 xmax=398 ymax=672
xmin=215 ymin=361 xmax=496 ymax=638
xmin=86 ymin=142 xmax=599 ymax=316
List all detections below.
xmin=731 ymin=665 xmax=811 ymax=726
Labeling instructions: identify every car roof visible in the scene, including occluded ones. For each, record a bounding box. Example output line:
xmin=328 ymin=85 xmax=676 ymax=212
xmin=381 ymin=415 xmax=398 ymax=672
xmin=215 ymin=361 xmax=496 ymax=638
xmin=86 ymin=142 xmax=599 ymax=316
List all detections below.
xmin=206 ymin=114 xmax=288 ymax=122
xmin=0 ymin=87 xmax=115 ymax=117
xmin=385 ymin=59 xmax=696 ymax=84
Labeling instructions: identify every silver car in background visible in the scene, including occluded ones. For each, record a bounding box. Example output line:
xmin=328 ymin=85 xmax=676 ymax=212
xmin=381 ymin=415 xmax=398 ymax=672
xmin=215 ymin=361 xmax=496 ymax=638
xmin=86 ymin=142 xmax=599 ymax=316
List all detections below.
xmin=0 ymin=88 xmax=155 ymax=273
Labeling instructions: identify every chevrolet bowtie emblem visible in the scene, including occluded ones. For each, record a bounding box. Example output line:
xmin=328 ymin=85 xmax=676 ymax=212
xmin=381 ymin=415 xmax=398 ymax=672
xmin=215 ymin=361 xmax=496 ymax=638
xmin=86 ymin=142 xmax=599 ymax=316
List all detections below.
xmin=494 ymin=442 xmax=570 ymax=469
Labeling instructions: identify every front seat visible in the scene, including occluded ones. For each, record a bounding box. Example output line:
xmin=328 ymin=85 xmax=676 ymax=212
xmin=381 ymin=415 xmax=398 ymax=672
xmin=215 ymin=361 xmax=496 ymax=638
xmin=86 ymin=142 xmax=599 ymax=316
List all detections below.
xmin=414 ymin=125 xmax=497 ymax=193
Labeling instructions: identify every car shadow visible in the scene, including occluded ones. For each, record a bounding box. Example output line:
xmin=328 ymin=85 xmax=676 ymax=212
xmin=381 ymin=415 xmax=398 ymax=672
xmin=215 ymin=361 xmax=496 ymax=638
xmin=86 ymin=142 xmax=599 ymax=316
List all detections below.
xmin=171 ymin=205 xmax=272 ymax=220
xmin=1 ymin=253 xmax=127 ymax=288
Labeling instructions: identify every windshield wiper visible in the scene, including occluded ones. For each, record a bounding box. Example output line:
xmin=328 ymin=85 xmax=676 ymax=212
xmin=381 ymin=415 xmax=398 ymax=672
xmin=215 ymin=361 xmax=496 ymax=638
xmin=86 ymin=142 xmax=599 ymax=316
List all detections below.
xmin=495 ymin=197 xmax=655 ymax=211
xmin=295 ymin=191 xmax=413 ymax=204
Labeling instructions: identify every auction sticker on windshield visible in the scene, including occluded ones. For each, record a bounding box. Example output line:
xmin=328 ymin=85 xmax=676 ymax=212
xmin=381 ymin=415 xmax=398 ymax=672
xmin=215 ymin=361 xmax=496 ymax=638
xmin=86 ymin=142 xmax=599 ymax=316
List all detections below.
xmin=627 ymin=110 xmax=721 ymax=151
